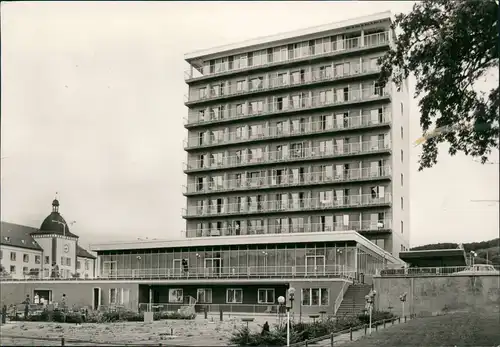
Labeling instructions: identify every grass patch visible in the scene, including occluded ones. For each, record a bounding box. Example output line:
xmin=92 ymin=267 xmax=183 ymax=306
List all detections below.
xmin=342 ymin=312 xmax=500 ymax=347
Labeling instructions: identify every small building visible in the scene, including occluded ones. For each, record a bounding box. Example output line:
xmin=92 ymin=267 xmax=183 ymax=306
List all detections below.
xmin=0 ymin=198 xmax=96 ymax=280
xmin=399 ymin=249 xmax=468 ymax=268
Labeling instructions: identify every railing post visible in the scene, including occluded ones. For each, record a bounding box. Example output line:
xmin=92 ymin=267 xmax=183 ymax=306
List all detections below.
xmin=383 ymin=319 xmax=386 ymax=328
xmin=305 ymin=340 xmax=308 ymax=347
xmin=375 ymin=323 xmax=378 ymax=331
xmin=398 ymin=317 xmax=401 ymax=323
xmin=330 ymin=332 xmax=334 ymax=347
xmin=61 ymin=337 xmax=65 ymax=346
xmin=349 ymin=327 xmax=353 ymax=340
xmin=404 ymin=316 xmax=407 ymax=323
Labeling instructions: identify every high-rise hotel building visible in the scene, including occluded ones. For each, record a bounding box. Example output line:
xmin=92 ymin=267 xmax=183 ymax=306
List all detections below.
xmin=182 ymin=11 xmax=410 ymax=257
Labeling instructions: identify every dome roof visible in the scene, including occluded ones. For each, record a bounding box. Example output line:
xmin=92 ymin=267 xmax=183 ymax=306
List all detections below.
xmin=34 ymin=198 xmax=78 ymax=238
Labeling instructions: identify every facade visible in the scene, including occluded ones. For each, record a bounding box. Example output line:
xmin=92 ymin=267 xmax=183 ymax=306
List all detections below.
xmin=182 ymin=11 xmax=410 ymax=257
xmin=0 ymin=199 xmax=96 ymax=280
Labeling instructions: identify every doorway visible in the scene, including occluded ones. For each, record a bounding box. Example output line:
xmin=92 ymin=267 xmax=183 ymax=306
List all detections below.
xmin=306 ymin=255 xmax=325 ymax=276
xmin=92 ymin=287 xmax=102 ymax=310
xmin=204 ymin=258 xmax=221 ymax=276
xmin=34 ymin=289 xmax=52 ymax=303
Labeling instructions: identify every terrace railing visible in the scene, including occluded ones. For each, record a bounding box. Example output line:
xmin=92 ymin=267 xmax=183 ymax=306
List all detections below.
xmin=377 ymin=265 xmax=500 ymax=277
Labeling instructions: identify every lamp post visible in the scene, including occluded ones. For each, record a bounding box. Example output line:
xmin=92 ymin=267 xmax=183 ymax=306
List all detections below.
xmin=399 ymin=292 xmax=407 ymax=318
xmin=470 ymin=251 xmax=477 ymax=267
xmin=279 ymin=287 xmax=295 ymax=347
xmin=365 ymin=290 xmax=377 ymax=334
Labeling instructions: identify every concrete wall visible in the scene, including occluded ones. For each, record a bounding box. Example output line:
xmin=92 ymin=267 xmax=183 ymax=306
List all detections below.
xmin=0 ymin=282 xmax=139 ymax=310
xmin=374 ymin=275 xmax=500 ymax=317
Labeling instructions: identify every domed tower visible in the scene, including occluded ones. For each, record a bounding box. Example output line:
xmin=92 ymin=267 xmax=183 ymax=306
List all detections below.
xmin=31 ymin=195 xmax=79 ymax=279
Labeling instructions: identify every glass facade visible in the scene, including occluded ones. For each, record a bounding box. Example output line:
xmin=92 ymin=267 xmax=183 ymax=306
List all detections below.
xmin=97 ymin=241 xmax=386 ymax=279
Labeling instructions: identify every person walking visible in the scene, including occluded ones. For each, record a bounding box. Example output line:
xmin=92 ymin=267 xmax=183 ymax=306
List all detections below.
xmin=23 ymin=295 xmax=30 ymax=320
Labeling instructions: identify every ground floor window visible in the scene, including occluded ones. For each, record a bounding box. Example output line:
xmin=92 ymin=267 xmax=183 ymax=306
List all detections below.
xmin=197 ymin=288 xmax=213 ymax=303
xmin=257 ymin=288 xmax=275 ymax=304
xmin=226 ymin=288 xmax=243 ymax=303
xmin=109 ymin=288 xmax=130 ymax=305
xmin=169 ymin=288 xmax=184 ymax=303
xmin=301 ymin=288 xmax=329 ymax=306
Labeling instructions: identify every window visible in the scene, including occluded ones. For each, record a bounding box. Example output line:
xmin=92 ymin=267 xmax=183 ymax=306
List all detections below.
xmin=10 ymin=265 xmax=16 ymax=274
xmin=258 ymin=289 xmax=275 ymax=304
xmin=34 ymin=255 xmax=40 ymax=264
xmin=400 ymin=102 xmax=404 ymax=116
xmin=401 ymin=221 xmax=404 ymax=234
xmin=401 ymin=126 xmax=404 ymax=139
xmin=236 ymin=104 xmax=244 ymax=115
xmin=85 ymin=261 xmax=90 ymax=271
xmin=401 ymin=197 xmax=404 ymax=210
xmin=0 ymin=250 xmax=2 ymax=259
xmin=77 ymin=261 xmax=81 ymax=270
xmin=236 ymin=80 xmax=245 ymax=92
xmin=45 ymin=256 xmax=50 ymax=264
xmin=199 ymin=87 xmax=207 ymax=99
xmin=10 ymin=252 xmax=16 ymax=261
xmin=23 ymin=267 xmax=28 ymax=274
xmin=401 ymin=245 xmax=404 ymax=252
xmin=23 ymin=254 xmax=29 ymax=263
xmin=197 ymin=288 xmax=213 ymax=303
xmin=226 ymin=288 xmax=243 ymax=303
xmin=401 ymin=149 xmax=404 ymax=162
xmin=401 ymin=173 xmax=403 ymax=186
xmin=301 ymin=288 xmax=329 ymax=306
xmin=169 ymin=289 xmax=184 ymax=303
xmin=109 ymin=288 xmax=129 ymax=305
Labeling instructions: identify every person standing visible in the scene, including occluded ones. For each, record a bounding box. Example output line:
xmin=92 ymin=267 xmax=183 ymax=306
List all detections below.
xmin=23 ymin=295 xmax=30 ymax=320
xmin=61 ymin=294 xmax=67 ymax=311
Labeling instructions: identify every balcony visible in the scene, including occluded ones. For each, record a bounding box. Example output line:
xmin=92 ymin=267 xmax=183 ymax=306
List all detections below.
xmin=185 ymin=64 xmax=382 ymax=106
xmin=184 ymin=111 xmax=391 ymax=150
xmin=184 ymin=166 xmax=392 ymax=195
xmin=184 ymin=31 xmax=390 ymax=82
xmin=184 ymin=139 xmax=391 ymax=173
xmin=100 ymin=265 xmax=356 ymax=280
xmin=186 ymin=219 xmax=393 ymax=238
xmin=182 ymin=193 xmax=392 ymax=218
xmin=185 ymin=87 xmax=390 ymax=128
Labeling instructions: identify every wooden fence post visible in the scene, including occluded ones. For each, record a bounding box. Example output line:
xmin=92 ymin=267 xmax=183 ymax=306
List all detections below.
xmin=61 ymin=337 xmax=65 ymax=346
xmin=330 ymin=333 xmax=334 ymax=347
xmin=404 ymin=316 xmax=407 ymax=323
xmin=305 ymin=339 xmax=308 ymax=347
xmin=349 ymin=327 xmax=353 ymax=341
xmin=364 ymin=324 xmax=367 ymax=335
xmin=383 ymin=319 xmax=386 ymax=328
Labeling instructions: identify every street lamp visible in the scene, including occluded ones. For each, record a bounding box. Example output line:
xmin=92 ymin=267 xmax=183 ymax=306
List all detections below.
xmin=399 ymin=292 xmax=407 ymax=318
xmin=279 ymin=287 xmax=295 ymax=347
xmin=470 ymin=251 xmax=477 ymax=266
xmin=365 ymin=289 xmax=377 ymax=334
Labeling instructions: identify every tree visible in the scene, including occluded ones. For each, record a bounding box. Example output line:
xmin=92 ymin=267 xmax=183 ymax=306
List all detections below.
xmin=378 ymin=0 xmax=499 ymax=170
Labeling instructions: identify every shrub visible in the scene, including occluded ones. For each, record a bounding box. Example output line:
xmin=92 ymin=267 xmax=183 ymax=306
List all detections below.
xmin=153 ymin=311 xmax=196 ymax=320
xmin=357 ymin=310 xmax=395 ymax=325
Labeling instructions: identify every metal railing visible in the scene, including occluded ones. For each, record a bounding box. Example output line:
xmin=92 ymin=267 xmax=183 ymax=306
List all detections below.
xmin=98 ymin=265 xmax=356 ymax=280
xmin=185 ymin=219 xmax=393 ymax=238
xmin=183 ymin=193 xmax=392 ymax=218
xmin=184 ymin=31 xmax=390 ymax=81
xmin=139 ymin=302 xmax=285 ymax=314
xmin=185 ymin=87 xmax=390 ymax=126
xmin=333 ymin=281 xmax=349 ymax=315
xmin=184 ymin=139 xmax=391 ymax=172
xmin=185 ymin=63 xmax=382 ymax=104
xmin=377 ymin=265 xmax=500 ymax=277
xmin=184 ymin=111 xmax=391 ymax=150
xmin=184 ymin=166 xmax=392 ymax=194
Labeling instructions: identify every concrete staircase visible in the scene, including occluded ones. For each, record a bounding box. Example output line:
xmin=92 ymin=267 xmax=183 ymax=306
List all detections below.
xmin=336 ymin=283 xmax=372 ymax=317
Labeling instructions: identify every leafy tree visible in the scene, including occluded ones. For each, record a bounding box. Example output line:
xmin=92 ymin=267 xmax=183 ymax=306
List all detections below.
xmin=378 ymin=0 xmax=499 ymax=170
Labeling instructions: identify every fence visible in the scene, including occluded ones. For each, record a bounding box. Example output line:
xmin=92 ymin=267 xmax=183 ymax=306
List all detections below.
xmin=0 ymin=334 xmax=168 ymax=346
xmin=377 ymin=265 xmax=500 ymax=277
xmin=138 ymin=302 xmax=286 ymax=315
xmin=290 ymin=314 xmax=417 ymax=347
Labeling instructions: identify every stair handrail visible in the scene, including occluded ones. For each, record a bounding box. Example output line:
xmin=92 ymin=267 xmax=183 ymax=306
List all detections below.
xmin=334 ymin=281 xmax=349 ymax=315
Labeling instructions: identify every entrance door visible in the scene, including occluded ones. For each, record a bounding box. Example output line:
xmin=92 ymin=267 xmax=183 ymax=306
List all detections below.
xmin=92 ymin=288 xmax=101 ymax=310
xmin=102 ymin=261 xmax=117 ymax=278
xmin=306 ymin=256 xmax=326 ymax=276
xmin=173 ymin=259 xmax=182 ymax=277
xmin=34 ymin=290 xmax=51 ymax=303
xmin=204 ymin=258 xmax=221 ymax=276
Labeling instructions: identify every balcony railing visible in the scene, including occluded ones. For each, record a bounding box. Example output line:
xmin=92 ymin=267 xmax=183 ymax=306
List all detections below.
xmin=185 ymin=219 xmax=393 ymax=238
xmin=184 ymin=31 xmax=390 ymax=81
xmin=185 ymin=64 xmax=382 ymax=105
xmin=184 ymin=111 xmax=391 ymax=150
xmin=184 ymin=166 xmax=392 ymax=195
xmin=139 ymin=303 xmax=287 ymax=315
xmin=185 ymin=87 xmax=390 ymax=127
xmin=183 ymin=193 xmax=392 ymax=218
xmin=184 ymin=139 xmax=391 ymax=172
xmin=99 ymin=265 xmax=357 ymax=280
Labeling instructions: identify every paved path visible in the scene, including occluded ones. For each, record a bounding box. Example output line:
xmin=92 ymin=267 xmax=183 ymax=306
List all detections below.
xmin=314 ymin=318 xmax=409 ymax=346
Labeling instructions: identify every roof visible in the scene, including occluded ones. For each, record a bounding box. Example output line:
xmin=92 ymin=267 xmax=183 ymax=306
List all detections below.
xmin=76 ymin=245 xmax=96 ymax=259
xmin=400 ymin=249 xmax=467 ymax=267
xmin=184 ymin=11 xmax=392 ymax=61
xmin=90 ymin=231 xmax=403 ymax=265
xmin=35 ymin=199 xmax=79 ymax=238
xmin=0 ymin=221 xmax=43 ymax=251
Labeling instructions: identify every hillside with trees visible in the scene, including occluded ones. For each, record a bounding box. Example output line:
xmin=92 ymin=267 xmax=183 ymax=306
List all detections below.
xmin=411 ymin=238 xmax=500 ymax=265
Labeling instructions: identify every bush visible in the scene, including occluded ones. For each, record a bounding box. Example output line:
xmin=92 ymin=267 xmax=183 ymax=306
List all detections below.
xmin=357 ymin=310 xmax=395 ymax=325
xmin=153 ymin=311 xmax=196 ymax=320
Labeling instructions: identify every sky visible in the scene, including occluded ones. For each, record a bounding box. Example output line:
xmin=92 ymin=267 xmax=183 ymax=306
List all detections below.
xmin=1 ymin=1 xmax=498 ymax=249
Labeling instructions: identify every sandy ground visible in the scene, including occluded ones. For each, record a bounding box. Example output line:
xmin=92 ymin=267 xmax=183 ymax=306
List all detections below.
xmin=0 ymin=314 xmax=280 ymax=346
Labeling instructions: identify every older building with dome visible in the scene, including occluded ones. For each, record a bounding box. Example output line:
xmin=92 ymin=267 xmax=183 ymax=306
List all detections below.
xmin=0 ymin=197 xmax=95 ymax=280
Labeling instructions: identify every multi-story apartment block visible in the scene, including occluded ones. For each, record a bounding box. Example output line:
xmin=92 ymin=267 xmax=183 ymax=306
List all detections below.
xmin=182 ymin=11 xmax=410 ymax=257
